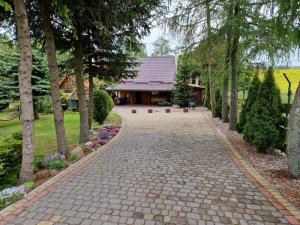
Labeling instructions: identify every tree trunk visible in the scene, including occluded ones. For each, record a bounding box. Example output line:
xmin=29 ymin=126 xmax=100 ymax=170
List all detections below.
xmin=205 ymin=0 xmax=216 ymax=117
xmin=74 ymin=40 xmax=89 ymax=143
xmin=33 ymin=99 xmax=39 ymax=120
xmin=38 ymin=0 xmax=69 ymax=159
xmin=287 ymin=82 xmax=300 ymax=176
xmin=222 ymin=23 xmax=232 ymax=123
xmin=229 ymin=4 xmax=240 ymax=130
xmin=13 ymin=0 xmax=35 ymax=183
xmin=88 ymin=58 xmax=94 ymax=130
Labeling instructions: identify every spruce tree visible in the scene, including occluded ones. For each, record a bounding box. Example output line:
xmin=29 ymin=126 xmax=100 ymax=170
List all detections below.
xmin=204 ymin=80 xmax=211 ymax=109
xmin=172 ymin=64 xmax=194 ymax=107
xmin=236 ymin=74 xmax=261 ymax=133
xmin=243 ymin=68 xmax=282 ymax=153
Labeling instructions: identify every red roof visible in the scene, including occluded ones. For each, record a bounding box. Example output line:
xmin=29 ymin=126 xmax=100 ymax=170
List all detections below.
xmin=112 ymin=56 xmax=176 ymax=91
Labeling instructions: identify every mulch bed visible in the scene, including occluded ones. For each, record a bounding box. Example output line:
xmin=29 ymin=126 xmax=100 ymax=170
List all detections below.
xmin=203 ymin=108 xmax=300 ymax=209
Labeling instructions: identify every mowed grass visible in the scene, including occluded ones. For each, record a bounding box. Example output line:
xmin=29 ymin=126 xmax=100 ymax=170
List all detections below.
xmin=0 ymin=111 xmax=121 ymax=160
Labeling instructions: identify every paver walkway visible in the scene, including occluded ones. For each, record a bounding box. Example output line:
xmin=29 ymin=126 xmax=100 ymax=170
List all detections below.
xmin=2 ymin=108 xmax=296 ymax=225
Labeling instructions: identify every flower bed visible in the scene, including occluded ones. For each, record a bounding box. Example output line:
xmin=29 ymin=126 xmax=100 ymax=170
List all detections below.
xmin=0 ymin=124 xmax=121 ymax=210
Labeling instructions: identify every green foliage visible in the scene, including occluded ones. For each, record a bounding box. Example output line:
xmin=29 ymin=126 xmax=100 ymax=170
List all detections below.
xmin=215 ymin=90 xmax=222 ymax=118
xmin=38 ymin=96 xmax=53 ymax=114
xmin=23 ymin=181 xmax=35 ymax=190
xmin=243 ymin=68 xmax=283 ymax=153
xmin=0 ymin=44 xmax=50 ymax=111
xmin=158 ymin=101 xmax=172 ymax=107
xmin=93 ymin=89 xmax=110 ymax=124
xmin=42 ymin=159 xmax=67 ymax=170
xmin=0 ymin=132 xmax=22 ymax=190
xmin=151 ymin=36 xmax=173 ymax=56
xmin=70 ymin=154 xmax=79 ymax=162
xmin=0 ymin=192 xmax=24 ymax=210
xmin=204 ymin=80 xmax=211 ymax=109
xmin=172 ymin=64 xmax=194 ymax=107
xmin=237 ymin=74 xmax=261 ymax=133
xmin=107 ymin=94 xmax=114 ymax=112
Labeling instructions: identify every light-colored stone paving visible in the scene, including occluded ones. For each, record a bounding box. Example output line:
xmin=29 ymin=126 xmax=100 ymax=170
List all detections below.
xmin=4 ymin=107 xmax=293 ymax=224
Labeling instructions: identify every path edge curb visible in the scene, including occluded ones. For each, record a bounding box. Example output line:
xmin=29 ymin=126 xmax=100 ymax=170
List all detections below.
xmin=0 ymin=118 xmax=127 ymax=223
xmin=203 ymin=113 xmax=300 ymax=225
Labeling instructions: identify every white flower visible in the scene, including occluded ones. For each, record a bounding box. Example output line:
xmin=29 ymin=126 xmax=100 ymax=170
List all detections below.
xmin=0 ymin=186 xmax=25 ymax=200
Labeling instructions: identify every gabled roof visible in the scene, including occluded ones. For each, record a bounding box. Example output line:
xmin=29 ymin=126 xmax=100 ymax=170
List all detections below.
xmin=110 ymin=56 xmax=176 ymax=91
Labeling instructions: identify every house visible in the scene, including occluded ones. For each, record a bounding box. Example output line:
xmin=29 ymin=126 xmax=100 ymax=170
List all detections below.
xmin=59 ymin=75 xmax=76 ymax=93
xmin=108 ymin=56 xmax=205 ymax=105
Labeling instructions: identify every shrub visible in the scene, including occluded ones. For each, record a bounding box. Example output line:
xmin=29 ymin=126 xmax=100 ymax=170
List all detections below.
xmin=243 ymin=68 xmax=283 ymax=153
xmin=71 ymin=154 xmax=79 ymax=162
xmin=107 ymin=94 xmax=114 ymax=111
xmin=38 ymin=153 xmax=67 ymax=170
xmin=60 ymin=95 xmax=69 ymax=111
xmin=39 ymin=96 xmax=53 ymax=114
xmin=158 ymin=101 xmax=172 ymax=107
xmin=237 ymin=74 xmax=261 ymax=133
xmin=0 ymin=132 xmax=22 ymax=190
xmin=93 ymin=89 xmax=110 ymax=124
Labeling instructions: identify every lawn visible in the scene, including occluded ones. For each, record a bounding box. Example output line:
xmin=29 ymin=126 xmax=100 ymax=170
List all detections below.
xmin=0 ymin=111 xmax=121 ymax=160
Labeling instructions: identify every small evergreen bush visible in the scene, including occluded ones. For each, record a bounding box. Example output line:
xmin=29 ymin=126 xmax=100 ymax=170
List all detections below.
xmin=93 ymin=89 xmax=110 ymax=124
xmin=243 ymin=68 xmax=283 ymax=153
xmin=0 ymin=132 xmax=22 ymax=190
xmin=237 ymin=74 xmax=261 ymax=133
xmin=107 ymin=94 xmax=114 ymax=111
xmin=172 ymin=64 xmax=194 ymax=107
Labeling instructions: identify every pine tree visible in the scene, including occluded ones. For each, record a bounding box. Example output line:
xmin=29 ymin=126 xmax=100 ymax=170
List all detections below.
xmin=236 ymin=74 xmax=261 ymax=133
xmin=243 ymin=68 xmax=282 ymax=153
xmin=172 ymin=64 xmax=194 ymax=107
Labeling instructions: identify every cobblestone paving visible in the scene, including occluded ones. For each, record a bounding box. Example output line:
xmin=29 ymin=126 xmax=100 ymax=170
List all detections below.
xmin=7 ymin=108 xmax=292 ymax=225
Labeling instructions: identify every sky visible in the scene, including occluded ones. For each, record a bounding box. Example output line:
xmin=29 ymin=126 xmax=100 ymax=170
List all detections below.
xmin=143 ymin=26 xmax=300 ymax=67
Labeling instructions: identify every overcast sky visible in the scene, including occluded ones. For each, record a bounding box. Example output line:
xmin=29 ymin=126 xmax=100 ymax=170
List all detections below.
xmin=143 ymin=26 xmax=300 ymax=67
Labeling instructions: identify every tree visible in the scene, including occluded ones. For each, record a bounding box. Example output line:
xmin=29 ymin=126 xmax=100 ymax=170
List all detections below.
xmin=236 ymin=74 xmax=261 ymax=133
xmin=151 ymin=36 xmax=172 ymax=56
xmin=38 ymin=0 xmax=69 ymax=158
xmin=287 ymin=82 xmax=300 ymax=177
xmin=0 ymin=45 xmax=50 ymax=118
xmin=204 ymin=80 xmax=210 ymax=109
xmin=243 ymin=68 xmax=282 ymax=153
xmin=13 ymin=0 xmax=35 ymax=183
xmin=172 ymin=63 xmax=194 ymax=107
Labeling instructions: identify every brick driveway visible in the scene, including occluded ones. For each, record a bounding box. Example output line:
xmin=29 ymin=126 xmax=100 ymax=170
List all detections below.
xmin=3 ymin=107 xmax=295 ymax=224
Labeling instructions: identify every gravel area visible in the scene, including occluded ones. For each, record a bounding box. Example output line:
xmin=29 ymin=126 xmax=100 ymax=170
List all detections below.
xmin=203 ymin=108 xmax=300 ymax=209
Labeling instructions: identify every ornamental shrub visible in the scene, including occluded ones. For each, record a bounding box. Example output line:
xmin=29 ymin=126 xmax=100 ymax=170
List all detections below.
xmin=243 ymin=68 xmax=283 ymax=153
xmin=236 ymin=74 xmax=261 ymax=133
xmin=107 ymin=94 xmax=114 ymax=111
xmin=93 ymin=89 xmax=110 ymax=124
xmin=0 ymin=132 xmax=22 ymax=190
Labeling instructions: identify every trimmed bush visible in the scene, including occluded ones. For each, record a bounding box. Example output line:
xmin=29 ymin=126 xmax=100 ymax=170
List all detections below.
xmin=107 ymin=94 xmax=114 ymax=111
xmin=93 ymin=89 xmax=110 ymax=124
xmin=237 ymin=74 xmax=261 ymax=133
xmin=243 ymin=68 xmax=283 ymax=153
xmin=0 ymin=132 xmax=22 ymax=190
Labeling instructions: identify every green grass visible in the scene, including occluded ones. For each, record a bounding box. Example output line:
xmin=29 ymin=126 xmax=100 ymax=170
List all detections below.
xmin=0 ymin=111 xmax=121 ymax=160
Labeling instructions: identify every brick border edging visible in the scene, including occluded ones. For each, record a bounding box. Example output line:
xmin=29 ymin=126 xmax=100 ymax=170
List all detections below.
xmin=203 ymin=113 xmax=300 ymax=225
xmin=0 ymin=121 xmax=127 ymax=224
